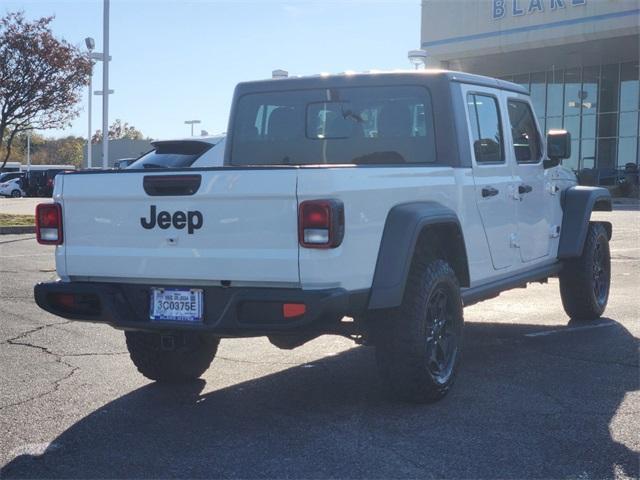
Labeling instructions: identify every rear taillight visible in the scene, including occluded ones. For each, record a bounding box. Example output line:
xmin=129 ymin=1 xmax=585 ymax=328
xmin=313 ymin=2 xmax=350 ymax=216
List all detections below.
xmin=36 ymin=203 xmax=63 ymax=245
xmin=298 ymin=199 xmax=344 ymax=249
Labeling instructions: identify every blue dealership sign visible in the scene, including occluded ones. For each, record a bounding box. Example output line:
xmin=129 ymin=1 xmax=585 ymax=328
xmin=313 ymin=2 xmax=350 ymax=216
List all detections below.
xmin=492 ymin=0 xmax=586 ymax=19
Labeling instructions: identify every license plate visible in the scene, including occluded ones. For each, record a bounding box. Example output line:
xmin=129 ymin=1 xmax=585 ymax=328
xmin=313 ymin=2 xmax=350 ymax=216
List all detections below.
xmin=150 ymin=288 xmax=203 ymax=322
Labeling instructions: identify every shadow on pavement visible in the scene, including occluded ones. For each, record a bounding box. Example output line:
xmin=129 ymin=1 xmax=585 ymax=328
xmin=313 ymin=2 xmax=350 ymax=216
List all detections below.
xmin=2 ymin=320 xmax=638 ymax=479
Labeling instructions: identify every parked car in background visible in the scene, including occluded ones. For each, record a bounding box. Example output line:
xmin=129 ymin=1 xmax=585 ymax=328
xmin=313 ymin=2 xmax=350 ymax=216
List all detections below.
xmin=113 ymin=158 xmax=137 ymax=169
xmin=0 ymin=171 xmax=25 ymax=184
xmin=127 ymin=135 xmax=225 ymax=169
xmin=23 ymin=168 xmax=73 ymax=197
xmin=0 ymin=177 xmax=26 ymax=197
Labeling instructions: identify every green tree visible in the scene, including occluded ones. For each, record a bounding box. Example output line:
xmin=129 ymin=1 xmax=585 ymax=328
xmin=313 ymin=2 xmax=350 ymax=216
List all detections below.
xmin=91 ymin=119 xmax=145 ymax=143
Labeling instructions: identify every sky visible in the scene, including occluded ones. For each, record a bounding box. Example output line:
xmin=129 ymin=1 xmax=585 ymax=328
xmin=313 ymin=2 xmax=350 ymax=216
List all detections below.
xmin=3 ymin=0 xmax=421 ymax=140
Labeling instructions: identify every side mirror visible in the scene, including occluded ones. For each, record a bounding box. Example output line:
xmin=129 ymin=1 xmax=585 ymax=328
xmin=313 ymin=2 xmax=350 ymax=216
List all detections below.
xmin=545 ymin=129 xmax=571 ymax=168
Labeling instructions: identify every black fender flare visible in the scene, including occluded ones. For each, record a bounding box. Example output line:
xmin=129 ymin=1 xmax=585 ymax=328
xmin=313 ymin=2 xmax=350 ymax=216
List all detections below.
xmin=368 ymin=202 xmax=469 ymax=310
xmin=558 ymin=186 xmax=612 ymax=259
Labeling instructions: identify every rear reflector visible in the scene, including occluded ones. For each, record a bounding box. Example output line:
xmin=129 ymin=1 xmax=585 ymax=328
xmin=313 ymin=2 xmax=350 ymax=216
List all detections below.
xmin=47 ymin=292 xmax=100 ymax=316
xmin=299 ymin=200 xmax=344 ymax=249
xmin=36 ymin=203 xmax=63 ymax=245
xmin=283 ymin=303 xmax=306 ymax=318
xmin=237 ymin=301 xmax=306 ymax=324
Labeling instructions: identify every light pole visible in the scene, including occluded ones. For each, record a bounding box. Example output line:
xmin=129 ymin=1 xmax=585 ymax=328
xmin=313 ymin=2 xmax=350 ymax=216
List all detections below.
xmin=408 ymin=49 xmax=428 ymax=70
xmin=85 ymin=36 xmax=112 ymax=169
xmin=85 ymin=37 xmax=95 ymax=169
xmin=184 ymin=120 xmax=201 ymax=136
xmin=102 ymin=0 xmax=110 ymax=169
xmin=26 ymin=132 xmax=31 ymax=171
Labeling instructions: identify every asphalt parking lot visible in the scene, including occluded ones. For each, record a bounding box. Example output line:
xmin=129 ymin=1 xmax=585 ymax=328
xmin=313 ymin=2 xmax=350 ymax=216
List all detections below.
xmin=0 ymin=208 xmax=638 ymax=479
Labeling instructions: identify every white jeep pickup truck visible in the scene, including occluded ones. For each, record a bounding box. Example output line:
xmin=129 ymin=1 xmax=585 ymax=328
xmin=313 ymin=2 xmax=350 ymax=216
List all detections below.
xmin=34 ymin=71 xmax=612 ymax=403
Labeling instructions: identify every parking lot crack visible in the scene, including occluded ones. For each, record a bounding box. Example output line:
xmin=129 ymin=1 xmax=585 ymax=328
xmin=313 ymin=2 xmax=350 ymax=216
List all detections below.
xmin=1 ymin=320 xmax=71 ymax=346
xmin=61 ymin=351 xmax=129 ymax=357
xmin=0 ymin=321 xmax=79 ymax=411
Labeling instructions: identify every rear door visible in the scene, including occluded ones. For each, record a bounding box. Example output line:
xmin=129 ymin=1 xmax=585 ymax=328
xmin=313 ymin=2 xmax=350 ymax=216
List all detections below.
xmin=60 ymin=169 xmax=300 ymax=286
xmin=462 ymin=85 xmax=517 ymax=271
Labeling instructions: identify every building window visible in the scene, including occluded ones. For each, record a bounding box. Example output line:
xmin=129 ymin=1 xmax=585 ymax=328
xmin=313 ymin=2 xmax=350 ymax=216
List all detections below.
xmin=530 ymin=71 xmax=546 ymax=126
xmin=618 ymin=62 xmax=639 ymax=168
xmin=564 ymin=68 xmax=582 ymax=116
xmin=581 ymin=66 xmax=599 ymax=114
xmin=505 ymin=62 xmax=639 ymax=176
xmin=620 ymin=63 xmax=639 ymax=111
xmin=600 ymin=64 xmax=620 ymax=113
xmin=546 ymin=69 xmax=564 ymax=118
xmin=581 ymin=139 xmax=595 ymax=169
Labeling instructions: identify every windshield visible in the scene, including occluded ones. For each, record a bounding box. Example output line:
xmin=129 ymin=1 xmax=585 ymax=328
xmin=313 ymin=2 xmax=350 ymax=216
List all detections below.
xmin=230 ymin=85 xmax=436 ymax=166
xmin=129 ymin=141 xmax=213 ymax=169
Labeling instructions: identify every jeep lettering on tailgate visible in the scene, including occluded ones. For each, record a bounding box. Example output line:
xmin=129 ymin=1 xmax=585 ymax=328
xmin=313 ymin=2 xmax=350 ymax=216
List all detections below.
xmin=140 ymin=205 xmax=203 ymax=234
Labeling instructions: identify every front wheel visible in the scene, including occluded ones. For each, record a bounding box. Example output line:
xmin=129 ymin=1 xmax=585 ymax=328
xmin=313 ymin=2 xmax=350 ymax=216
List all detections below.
xmin=10 ymin=189 xmax=21 ymax=198
xmin=375 ymin=258 xmax=464 ymax=403
xmin=125 ymin=331 xmax=219 ymax=382
xmin=559 ymin=222 xmax=611 ymax=321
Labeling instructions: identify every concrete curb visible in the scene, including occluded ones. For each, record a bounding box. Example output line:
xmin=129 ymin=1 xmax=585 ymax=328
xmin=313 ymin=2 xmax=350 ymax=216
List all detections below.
xmin=0 ymin=225 xmax=36 ymax=235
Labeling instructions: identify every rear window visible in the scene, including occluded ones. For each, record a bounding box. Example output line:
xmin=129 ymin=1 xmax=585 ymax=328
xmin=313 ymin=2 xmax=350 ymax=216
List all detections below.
xmin=0 ymin=172 xmax=22 ymax=183
xmin=129 ymin=141 xmax=212 ymax=169
xmin=230 ymin=86 xmax=436 ymax=165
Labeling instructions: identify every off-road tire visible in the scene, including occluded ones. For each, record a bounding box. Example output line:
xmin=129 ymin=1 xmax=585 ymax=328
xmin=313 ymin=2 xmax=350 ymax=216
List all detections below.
xmin=125 ymin=331 xmax=219 ymax=382
xmin=375 ymin=258 xmax=464 ymax=403
xmin=559 ymin=222 xmax=611 ymax=321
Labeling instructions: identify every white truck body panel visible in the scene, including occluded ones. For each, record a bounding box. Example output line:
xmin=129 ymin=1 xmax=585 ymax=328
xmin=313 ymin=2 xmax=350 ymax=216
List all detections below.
xmin=57 ymin=169 xmax=299 ymax=286
xmin=296 ymin=166 xmax=492 ymax=291
xmin=50 ymin=72 xmax=576 ymax=296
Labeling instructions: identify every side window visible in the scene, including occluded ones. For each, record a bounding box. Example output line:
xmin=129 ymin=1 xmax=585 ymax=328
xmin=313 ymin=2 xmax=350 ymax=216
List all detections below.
xmin=467 ymin=93 xmax=504 ymax=164
xmin=507 ymin=100 xmax=541 ymax=163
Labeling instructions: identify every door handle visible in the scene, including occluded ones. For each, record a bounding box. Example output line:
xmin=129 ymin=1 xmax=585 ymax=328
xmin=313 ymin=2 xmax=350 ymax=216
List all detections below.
xmin=518 ymin=184 xmax=533 ymax=195
xmin=482 ymin=187 xmax=499 ymax=198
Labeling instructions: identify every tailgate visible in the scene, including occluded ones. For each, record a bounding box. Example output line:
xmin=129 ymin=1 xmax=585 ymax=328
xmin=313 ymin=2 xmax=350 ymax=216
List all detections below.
xmin=60 ymin=169 xmax=300 ymax=286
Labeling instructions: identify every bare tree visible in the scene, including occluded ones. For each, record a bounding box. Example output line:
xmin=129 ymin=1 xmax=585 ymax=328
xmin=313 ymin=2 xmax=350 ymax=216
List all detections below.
xmin=0 ymin=11 xmax=91 ymax=168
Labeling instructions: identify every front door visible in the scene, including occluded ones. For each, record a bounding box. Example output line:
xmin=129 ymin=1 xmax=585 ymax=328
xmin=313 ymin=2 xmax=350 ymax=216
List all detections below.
xmin=463 ymin=86 xmax=517 ymax=271
xmin=505 ymin=97 xmax=551 ymax=262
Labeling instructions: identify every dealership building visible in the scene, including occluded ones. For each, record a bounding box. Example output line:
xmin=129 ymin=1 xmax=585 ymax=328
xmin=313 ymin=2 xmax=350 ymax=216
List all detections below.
xmin=421 ymin=0 xmax=640 ymax=178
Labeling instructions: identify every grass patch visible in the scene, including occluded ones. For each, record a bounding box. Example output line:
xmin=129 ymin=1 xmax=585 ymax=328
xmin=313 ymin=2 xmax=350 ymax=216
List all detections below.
xmin=0 ymin=214 xmax=35 ymax=227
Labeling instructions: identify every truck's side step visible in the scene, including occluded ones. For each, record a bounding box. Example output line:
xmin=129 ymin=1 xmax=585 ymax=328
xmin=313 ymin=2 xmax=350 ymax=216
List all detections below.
xmin=461 ymin=263 xmax=562 ymax=307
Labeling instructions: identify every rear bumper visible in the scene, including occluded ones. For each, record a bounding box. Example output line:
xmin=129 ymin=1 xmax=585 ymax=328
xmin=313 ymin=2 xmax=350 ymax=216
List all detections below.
xmin=34 ymin=281 xmax=368 ymax=336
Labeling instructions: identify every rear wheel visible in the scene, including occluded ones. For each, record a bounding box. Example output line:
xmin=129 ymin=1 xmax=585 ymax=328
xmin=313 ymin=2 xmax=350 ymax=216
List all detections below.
xmin=125 ymin=331 xmax=219 ymax=382
xmin=375 ymin=258 xmax=463 ymax=403
xmin=559 ymin=222 xmax=611 ymax=321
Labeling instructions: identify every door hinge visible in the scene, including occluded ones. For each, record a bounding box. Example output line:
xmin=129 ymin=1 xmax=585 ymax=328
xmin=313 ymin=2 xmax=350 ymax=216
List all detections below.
xmin=546 ymin=182 xmax=559 ymax=195
xmin=509 ymin=185 xmax=520 ymax=201
xmin=510 ymin=233 xmax=520 ymax=248
xmin=550 ymin=225 xmax=561 ymax=238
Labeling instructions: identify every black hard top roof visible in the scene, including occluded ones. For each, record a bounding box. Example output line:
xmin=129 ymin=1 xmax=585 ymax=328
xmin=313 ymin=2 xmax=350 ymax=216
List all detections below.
xmin=234 ymin=69 xmax=529 ymax=96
